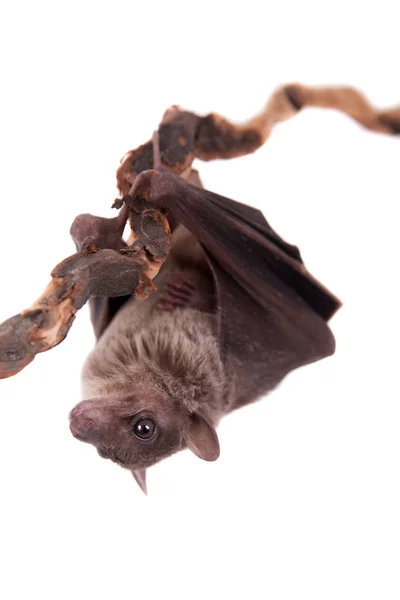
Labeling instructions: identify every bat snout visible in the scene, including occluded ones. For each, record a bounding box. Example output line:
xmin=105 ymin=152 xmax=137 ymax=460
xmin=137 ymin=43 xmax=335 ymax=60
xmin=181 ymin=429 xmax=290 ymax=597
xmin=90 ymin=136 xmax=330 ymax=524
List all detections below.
xmin=69 ymin=414 xmax=98 ymax=442
xmin=69 ymin=405 xmax=102 ymax=443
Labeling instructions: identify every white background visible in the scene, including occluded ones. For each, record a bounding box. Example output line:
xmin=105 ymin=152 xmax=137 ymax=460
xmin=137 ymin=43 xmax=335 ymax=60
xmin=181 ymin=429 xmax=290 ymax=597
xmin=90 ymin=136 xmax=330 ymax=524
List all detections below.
xmin=0 ymin=2 xmax=399 ymax=599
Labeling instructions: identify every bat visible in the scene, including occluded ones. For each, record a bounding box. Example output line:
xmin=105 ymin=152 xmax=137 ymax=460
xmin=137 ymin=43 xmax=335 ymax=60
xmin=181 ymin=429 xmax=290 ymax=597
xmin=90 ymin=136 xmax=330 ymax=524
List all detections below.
xmin=0 ymin=84 xmax=398 ymax=493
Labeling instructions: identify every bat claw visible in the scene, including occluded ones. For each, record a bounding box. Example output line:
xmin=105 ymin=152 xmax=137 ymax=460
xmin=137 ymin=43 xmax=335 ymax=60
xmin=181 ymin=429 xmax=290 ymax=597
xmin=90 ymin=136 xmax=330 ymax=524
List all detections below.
xmin=127 ymin=169 xmax=158 ymax=202
xmin=112 ymin=197 xmax=124 ymax=209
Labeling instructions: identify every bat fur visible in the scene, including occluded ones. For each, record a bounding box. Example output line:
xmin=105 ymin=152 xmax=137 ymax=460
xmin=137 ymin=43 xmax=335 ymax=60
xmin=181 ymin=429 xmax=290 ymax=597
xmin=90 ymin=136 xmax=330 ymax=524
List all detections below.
xmin=73 ymin=226 xmax=240 ymax=490
xmin=0 ymin=83 xmax=397 ymax=494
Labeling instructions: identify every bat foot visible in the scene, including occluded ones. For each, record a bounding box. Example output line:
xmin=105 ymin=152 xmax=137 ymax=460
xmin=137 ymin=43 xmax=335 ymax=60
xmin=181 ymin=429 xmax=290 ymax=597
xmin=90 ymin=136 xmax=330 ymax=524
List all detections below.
xmin=126 ymin=170 xmax=158 ymax=202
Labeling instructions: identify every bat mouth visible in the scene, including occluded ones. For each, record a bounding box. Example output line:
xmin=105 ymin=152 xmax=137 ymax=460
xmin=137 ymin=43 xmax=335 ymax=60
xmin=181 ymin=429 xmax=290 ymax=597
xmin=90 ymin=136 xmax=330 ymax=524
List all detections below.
xmin=97 ymin=447 xmax=129 ymax=469
xmin=97 ymin=447 xmax=110 ymax=459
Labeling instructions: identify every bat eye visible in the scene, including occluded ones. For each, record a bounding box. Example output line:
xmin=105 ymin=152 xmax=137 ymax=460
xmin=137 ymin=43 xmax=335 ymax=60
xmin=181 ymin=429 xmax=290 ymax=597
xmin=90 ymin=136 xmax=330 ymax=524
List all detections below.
xmin=132 ymin=417 xmax=156 ymax=441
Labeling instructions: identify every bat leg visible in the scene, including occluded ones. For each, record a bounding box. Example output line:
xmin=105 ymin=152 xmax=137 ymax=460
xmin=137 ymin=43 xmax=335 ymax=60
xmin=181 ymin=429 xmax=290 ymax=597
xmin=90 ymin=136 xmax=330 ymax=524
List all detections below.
xmin=123 ymin=130 xmax=166 ymax=199
xmin=151 ymin=130 xmax=163 ymax=171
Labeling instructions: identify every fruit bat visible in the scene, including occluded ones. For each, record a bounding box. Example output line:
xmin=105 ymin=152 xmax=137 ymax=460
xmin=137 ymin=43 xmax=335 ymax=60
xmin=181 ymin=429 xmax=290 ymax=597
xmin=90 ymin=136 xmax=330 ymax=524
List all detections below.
xmin=0 ymin=84 xmax=398 ymax=494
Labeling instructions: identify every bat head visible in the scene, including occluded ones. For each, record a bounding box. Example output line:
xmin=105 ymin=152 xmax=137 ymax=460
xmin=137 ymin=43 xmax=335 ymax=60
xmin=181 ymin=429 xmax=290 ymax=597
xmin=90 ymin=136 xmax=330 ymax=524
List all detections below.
xmin=69 ymin=392 xmax=220 ymax=494
xmin=70 ymin=306 xmax=225 ymax=493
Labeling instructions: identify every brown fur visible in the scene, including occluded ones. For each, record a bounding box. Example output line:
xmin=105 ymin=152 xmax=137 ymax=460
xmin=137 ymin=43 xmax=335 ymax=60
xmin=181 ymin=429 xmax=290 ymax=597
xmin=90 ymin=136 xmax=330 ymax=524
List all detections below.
xmin=71 ymin=301 xmax=231 ymax=476
xmin=82 ymin=306 xmax=229 ymax=419
xmin=69 ymin=226 xmax=232 ymax=484
xmin=0 ymin=84 xmax=397 ymax=494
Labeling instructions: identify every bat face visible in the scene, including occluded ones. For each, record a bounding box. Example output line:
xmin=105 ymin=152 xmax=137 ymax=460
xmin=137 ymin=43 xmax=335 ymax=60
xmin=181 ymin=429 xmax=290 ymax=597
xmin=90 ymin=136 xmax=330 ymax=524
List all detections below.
xmin=69 ymin=395 xmax=185 ymax=472
xmin=67 ymin=299 xmax=223 ymax=491
xmin=69 ymin=387 xmax=221 ymax=490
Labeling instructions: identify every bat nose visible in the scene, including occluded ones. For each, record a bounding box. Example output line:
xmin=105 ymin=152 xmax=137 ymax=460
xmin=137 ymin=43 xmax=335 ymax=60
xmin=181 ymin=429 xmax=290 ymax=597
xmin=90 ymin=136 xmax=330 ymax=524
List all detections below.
xmin=69 ymin=407 xmax=99 ymax=442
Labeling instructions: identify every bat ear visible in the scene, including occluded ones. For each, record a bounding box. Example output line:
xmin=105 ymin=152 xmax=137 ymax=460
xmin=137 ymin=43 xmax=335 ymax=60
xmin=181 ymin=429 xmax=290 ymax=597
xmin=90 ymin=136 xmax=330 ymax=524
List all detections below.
xmin=184 ymin=413 xmax=220 ymax=462
xmin=131 ymin=469 xmax=147 ymax=494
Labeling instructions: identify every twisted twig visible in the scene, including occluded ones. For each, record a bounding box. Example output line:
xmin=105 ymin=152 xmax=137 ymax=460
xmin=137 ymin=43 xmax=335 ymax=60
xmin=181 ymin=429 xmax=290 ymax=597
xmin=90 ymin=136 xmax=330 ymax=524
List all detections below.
xmin=117 ymin=83 xmax=399 ymax=194
xmin=1 ymin=83 xmax=398 ymax=379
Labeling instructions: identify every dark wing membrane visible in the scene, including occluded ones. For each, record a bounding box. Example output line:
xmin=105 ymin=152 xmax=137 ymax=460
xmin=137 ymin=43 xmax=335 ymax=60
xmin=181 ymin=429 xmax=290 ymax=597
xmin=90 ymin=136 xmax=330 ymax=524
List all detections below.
xmin=203 ymin=192 xmax=303 ymax=265
xmin=149 ymin=173 xmax=341 ymax=321
xmin=148 ymin=172 xmax=340 ymax=375
xmin=89 ymin=296 xmax=132 ymax=340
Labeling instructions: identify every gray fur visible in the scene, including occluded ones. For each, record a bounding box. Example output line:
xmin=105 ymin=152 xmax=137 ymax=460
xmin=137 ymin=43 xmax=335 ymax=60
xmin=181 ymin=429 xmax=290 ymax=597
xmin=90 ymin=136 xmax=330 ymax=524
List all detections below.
xmin=69 ymin=249 xmax=234 ymax=485
xmin=82 ymin=303 xmax=231 ymax=421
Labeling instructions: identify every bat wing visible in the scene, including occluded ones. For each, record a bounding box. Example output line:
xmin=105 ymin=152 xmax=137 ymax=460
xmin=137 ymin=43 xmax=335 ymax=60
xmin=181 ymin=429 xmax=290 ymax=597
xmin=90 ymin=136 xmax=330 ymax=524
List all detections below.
xmin=88 ymin=296 xmax=132 ymax=339
xmin=147 ymin=172 xmax=341 ymax=391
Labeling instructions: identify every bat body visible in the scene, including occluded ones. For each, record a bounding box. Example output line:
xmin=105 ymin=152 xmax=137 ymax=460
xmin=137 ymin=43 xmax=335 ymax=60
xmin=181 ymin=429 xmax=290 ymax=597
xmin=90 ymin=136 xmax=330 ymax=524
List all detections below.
xmin=72 ymin=226 xmax=226 ymax=490
xmin=69 ymin=173 xmax=339 ymax=492
xmin=1 ymin=84 xmax=398 ymax=493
